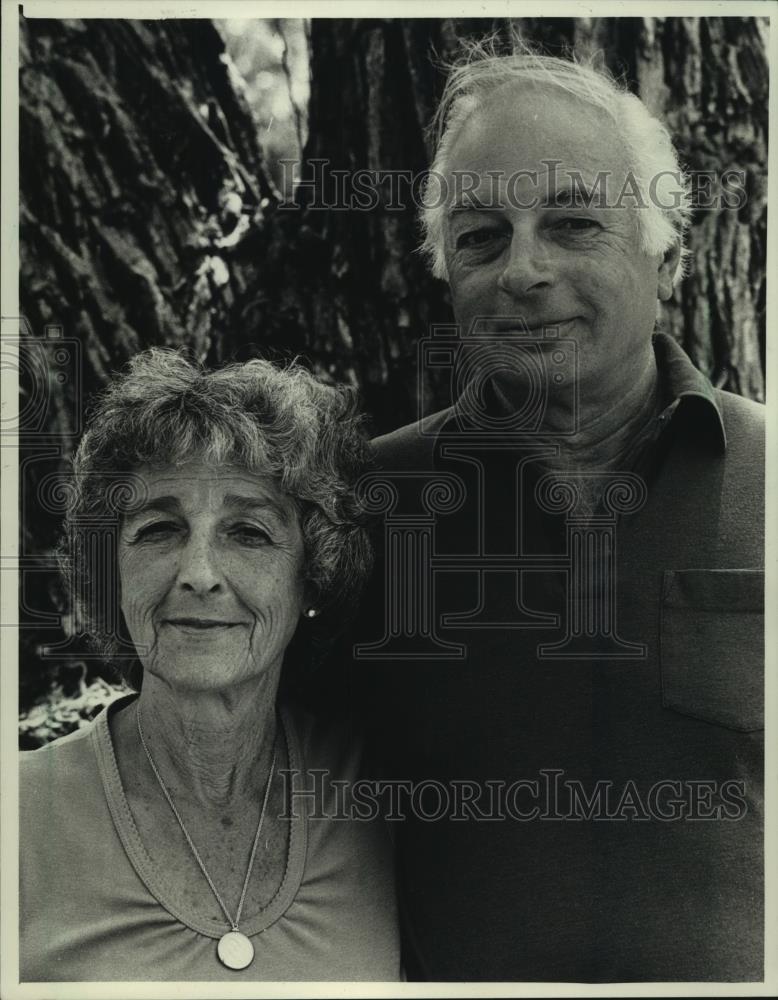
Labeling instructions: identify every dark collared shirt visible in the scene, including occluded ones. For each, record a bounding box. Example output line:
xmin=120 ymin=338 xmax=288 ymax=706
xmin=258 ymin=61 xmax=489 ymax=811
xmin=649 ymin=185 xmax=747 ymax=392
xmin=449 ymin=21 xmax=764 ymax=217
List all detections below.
xmin=433 ymin=331 xmax=726 ymax=474
xmin=351 ymin=333 xmax=763 ymax=982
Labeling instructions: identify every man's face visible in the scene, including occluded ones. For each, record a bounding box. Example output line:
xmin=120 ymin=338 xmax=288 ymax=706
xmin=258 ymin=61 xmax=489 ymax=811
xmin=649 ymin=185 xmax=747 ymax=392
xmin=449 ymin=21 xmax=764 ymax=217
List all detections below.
xmin=442 ymin=83 xmax=676 ymax=415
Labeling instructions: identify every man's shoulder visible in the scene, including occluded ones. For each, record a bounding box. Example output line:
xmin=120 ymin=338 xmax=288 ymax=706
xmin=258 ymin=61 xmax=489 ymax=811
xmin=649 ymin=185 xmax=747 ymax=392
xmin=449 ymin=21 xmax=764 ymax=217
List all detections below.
xmin=716 ymin=387 xmax=764 ymax=420
xmin=716 ymin=388 xmax=765 ymax=447
xmin=371 ymin=406 xmax=455 ymax=471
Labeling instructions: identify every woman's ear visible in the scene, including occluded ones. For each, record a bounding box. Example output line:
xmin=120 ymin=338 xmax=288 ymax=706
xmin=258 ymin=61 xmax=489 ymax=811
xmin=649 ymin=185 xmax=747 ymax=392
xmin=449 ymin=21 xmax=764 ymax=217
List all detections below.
xmin=657 ymin=241 xmax=682 ymax=302
xmin=302 ymin=582 xmax=321 ymax=619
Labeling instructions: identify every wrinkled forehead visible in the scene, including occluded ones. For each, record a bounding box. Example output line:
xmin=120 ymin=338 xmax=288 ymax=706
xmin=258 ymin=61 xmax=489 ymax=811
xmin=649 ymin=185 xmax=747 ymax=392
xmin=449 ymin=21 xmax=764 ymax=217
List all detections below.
xmin=443 ymin=81 xmax=632 ymax=204
xmin=122 ymin=462 xmax=297 ymax=523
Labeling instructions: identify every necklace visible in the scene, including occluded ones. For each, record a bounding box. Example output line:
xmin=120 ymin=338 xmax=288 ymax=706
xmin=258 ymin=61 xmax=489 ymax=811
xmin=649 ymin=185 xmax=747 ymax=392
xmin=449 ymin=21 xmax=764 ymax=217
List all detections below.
xmin=136 ymin=704 xmax=277 ymax=971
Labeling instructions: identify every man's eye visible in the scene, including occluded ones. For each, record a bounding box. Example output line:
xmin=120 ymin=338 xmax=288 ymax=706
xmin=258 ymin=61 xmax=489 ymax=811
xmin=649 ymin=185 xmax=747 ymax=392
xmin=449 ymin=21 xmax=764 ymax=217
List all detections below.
xmin=135 ymin=521 xmax=179 ymax=541
xmin=456 ymin=228 xmax=504 ymax=250
xmin=230 ymin=523 xmax=271 ymax=545
xmin=554 ymin=217 xmax=600 ymax=232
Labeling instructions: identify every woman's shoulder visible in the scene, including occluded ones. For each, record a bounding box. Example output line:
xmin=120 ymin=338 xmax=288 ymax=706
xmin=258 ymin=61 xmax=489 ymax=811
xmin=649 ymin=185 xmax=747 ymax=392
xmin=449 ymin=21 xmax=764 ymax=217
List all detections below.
xmin=20 ymin=721 xmax=100 ymax=820
xmin=21 ymin=719 xmax=95 ymax=771
xmin=20 ymin=695 xmax=133 ymax=804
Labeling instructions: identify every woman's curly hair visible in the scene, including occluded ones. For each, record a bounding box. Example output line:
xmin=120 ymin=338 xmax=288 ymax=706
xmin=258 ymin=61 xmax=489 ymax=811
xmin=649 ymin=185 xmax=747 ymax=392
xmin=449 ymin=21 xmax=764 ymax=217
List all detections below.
xmin=58 ymin=348 xmax=375 ymax=690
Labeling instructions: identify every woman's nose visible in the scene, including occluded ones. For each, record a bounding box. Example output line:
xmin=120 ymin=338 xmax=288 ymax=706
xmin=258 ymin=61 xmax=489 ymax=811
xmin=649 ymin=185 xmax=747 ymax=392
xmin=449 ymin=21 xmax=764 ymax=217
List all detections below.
xmin=176 ymin=534 xmax=223 ymax=594
xmin=497 ymin=231 xmax=554 ymax=299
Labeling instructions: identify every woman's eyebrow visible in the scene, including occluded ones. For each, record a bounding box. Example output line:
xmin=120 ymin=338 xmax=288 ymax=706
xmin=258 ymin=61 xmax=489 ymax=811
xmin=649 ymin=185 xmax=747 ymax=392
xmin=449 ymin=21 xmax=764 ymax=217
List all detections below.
xmin=123 ymin=493 xmax=292 ymax=525
xmin=223 ymin=493 xmax=292 ymax=524
xmin=124 ymin=496 xmax=180 ymax=523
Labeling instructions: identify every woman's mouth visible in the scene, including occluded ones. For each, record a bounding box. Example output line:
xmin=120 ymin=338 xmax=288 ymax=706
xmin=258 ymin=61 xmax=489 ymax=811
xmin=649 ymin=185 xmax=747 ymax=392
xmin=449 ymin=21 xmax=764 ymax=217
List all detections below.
xmin=164 ymin=618 xmax=242 ymax=632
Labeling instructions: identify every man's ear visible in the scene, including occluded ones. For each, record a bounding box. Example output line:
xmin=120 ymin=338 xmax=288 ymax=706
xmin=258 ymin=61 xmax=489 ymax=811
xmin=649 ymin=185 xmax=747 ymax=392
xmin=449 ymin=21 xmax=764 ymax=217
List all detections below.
xmin=657 ymin=240 xmax=681 ymax=302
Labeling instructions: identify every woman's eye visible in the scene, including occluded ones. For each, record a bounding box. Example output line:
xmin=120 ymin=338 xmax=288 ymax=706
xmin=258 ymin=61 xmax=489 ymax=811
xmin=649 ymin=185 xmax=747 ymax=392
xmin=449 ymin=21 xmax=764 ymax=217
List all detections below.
xmin=230 ymin=523 xmax=271 ymax=545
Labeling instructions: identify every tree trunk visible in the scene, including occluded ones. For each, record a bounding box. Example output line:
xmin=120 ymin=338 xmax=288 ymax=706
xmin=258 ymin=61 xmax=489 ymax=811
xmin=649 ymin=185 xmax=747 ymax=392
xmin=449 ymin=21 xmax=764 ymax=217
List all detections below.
xmin=19 ymin=15 xmax=275 ymax=709
xmin=555 ymin=16 xmax=767 ymax=399
xmin=18 ymin=14 xmax=767 ymax=720
xmin=242 ymin=16 xmax=765 ymax=421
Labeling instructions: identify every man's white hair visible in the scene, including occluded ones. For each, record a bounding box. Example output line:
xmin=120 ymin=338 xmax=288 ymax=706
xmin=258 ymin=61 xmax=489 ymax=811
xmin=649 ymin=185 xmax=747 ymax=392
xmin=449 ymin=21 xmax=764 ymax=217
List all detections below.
xmin=420 ymin=43 xmax=692 ymax=284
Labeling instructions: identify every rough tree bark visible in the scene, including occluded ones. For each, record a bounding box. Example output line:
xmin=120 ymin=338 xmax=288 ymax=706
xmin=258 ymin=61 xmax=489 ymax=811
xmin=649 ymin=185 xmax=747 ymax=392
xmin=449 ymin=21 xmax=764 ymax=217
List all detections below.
xmin=19 ymin=16 xmax=276 ymax=707
xmin=564 ymin=16 xmax=767 ymax=399
xmin=18 ymin=15 xmax=767 ymax=714
xmin=252 ymin=16 xmax=766 ymax=416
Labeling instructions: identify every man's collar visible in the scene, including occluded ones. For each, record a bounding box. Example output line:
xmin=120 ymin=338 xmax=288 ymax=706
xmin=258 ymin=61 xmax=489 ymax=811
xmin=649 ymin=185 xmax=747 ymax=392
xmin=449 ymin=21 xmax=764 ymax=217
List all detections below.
xmin=652 ymin=332 xmax=727 ymax=450
xmin=432 ymin=331 xmax=727 ymax=452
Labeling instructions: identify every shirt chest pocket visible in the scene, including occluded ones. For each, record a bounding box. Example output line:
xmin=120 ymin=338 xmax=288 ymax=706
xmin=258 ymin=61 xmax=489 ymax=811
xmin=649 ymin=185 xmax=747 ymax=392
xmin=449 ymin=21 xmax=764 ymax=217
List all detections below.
xmin=660 ymin=569 xmax=764 ymax=732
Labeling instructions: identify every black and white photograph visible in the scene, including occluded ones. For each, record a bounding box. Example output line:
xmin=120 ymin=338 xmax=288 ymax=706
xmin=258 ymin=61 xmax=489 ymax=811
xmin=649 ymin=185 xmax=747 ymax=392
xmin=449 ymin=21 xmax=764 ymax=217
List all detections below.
xmin=1 ymin=0 xmax=775 ymax=994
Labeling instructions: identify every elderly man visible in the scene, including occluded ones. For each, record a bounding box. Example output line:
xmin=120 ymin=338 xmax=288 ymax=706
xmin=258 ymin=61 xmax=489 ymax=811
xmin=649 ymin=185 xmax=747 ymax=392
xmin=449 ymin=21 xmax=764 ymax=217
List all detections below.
xmin=349 ymin=49 xmax=764 ymax=982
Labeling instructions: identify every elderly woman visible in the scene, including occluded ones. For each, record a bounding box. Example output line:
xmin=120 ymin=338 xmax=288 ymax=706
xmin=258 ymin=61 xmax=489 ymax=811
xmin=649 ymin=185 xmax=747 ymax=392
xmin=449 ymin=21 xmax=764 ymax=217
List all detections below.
xmin=20 ymin=349 xmax=400 ymax=982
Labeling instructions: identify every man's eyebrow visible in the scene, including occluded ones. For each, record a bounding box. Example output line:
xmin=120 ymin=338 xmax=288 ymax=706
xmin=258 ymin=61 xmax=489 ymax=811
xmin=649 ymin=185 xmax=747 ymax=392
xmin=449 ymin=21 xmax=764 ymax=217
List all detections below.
xmin=447 ymin=201 xmax=500 ymax=215
xmin=540 ymin=185 xmax=602 ymax=208
xmin=448 ymin=201 xmax=483 ymax=213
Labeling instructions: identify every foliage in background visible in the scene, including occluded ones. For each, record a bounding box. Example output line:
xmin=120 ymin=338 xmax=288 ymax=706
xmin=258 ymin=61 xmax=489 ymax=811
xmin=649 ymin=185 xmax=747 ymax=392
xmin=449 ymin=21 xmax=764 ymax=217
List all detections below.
xmin=216 ymin=19 xmax=309 ymax=196
xmin=19 ymin=667 xmax=126 ymax=749
xmin=19 ymin=16 xmax=275 ymax=723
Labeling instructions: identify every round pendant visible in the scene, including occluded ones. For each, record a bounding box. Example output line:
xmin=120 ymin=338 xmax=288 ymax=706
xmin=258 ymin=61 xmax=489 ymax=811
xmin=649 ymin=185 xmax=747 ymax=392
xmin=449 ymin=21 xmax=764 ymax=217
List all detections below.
xmin=217 ymin=930 xmax=254 ymax=970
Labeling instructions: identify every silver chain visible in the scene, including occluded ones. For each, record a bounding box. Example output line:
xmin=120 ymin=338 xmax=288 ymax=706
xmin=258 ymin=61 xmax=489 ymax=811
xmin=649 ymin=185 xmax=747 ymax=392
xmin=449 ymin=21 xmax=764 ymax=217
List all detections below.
xmin=136 ymin=703 xmax=277 ymax=932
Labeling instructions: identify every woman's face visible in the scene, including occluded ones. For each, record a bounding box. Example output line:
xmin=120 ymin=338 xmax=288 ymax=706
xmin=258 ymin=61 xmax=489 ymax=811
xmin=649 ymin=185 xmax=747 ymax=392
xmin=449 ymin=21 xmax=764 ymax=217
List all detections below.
xmin=117 ymin=460 xmax=307 ymax=694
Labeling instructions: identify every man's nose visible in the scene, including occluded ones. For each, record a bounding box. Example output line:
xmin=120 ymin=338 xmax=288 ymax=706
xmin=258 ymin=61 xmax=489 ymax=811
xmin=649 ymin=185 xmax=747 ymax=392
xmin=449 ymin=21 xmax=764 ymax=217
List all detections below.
xmin=497 ymin=231 xmax=554 ymax=298
xmin=176 ymin=533 xmax=223 ymax=594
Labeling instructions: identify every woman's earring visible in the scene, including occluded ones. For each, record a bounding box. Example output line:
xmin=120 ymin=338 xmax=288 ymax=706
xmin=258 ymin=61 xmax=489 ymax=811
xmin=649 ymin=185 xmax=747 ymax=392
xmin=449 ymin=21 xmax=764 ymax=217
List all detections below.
xmin=304 ymin=608 xmax=318 ymax=619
